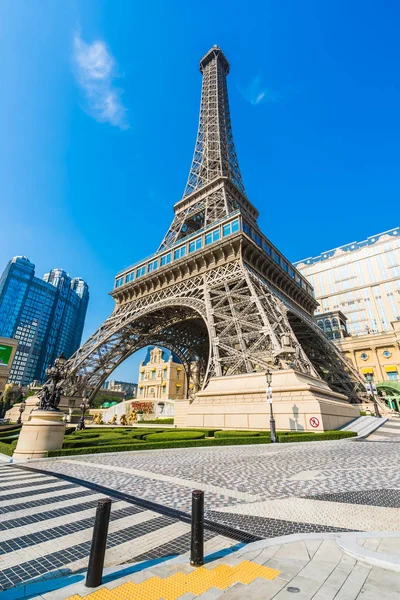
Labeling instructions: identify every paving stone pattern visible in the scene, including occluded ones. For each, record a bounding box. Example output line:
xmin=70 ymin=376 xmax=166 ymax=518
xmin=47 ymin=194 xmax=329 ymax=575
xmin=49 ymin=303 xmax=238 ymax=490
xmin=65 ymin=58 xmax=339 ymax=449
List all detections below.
xmin=26 ymin=438 xmax=400 ymax=542
xmin=0 ymin=465 xmax=234 ymax=592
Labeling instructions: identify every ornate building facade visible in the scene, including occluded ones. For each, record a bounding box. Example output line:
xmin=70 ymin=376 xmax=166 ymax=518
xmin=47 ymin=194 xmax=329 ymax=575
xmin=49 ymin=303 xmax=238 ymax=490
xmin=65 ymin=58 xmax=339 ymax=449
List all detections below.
xmin=295 ymin=228 xmax=400 ymax=336
xmin=137 ymin=346 xmax=185 ymax=401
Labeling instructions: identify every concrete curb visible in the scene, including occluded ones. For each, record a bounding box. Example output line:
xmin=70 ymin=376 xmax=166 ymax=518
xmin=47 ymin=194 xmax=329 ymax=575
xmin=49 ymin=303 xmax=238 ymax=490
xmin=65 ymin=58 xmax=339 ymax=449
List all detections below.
xmin=337 ymin=536 xmax=400 ymax=573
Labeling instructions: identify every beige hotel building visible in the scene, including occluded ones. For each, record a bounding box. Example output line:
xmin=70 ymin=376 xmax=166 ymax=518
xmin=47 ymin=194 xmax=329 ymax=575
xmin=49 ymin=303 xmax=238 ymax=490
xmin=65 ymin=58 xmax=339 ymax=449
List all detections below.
xmin=295 ymin=228 xmax=400 ymax=383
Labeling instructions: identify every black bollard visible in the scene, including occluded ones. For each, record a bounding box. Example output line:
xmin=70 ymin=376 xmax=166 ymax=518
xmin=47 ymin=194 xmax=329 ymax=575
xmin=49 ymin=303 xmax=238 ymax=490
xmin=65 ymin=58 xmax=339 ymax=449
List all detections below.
xmin=85 ymin=498 xmax=112 ymax=588
xmin=190 ymin=489 xmax=204 ymax=566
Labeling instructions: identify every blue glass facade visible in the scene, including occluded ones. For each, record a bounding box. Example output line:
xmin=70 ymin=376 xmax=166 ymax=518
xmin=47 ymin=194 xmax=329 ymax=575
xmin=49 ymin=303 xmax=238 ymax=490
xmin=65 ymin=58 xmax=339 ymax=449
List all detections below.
xmin=0 ymin=257 xmax=89 ymax=385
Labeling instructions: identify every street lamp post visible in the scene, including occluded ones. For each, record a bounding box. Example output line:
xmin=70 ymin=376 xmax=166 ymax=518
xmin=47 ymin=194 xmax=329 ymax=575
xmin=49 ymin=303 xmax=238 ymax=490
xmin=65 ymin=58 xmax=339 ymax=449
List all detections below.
xmin=77 ymin=392 xmax=90 ymax=431
xmin=266 ymin=370 xmax=277 ymax=443
xmin=16 ymin=400 xmax=26 ymax=425
xmin=365 ymin=372 xmax=381 ymax=418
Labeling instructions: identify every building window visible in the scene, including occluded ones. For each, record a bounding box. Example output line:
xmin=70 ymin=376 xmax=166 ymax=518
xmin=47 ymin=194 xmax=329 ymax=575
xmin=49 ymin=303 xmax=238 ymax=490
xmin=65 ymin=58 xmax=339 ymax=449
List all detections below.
xmin=151 ymin=371 xmax=156 ymax=379
xmin=222 ymin=219 xmax=239 ymax=237
xmin=177 ymin=370 xmax=180 ymax=380
xmin=243 ymin=222 xmax=251 ymax=236
xmin=136 ymin=266 xmax=146 ymax=278
xmin=360 ymin=353 xmax=369 ymax=360
xmin=148 ymin=260 xmax=158 ymax=272
xmin=252 ymin=232 xmax=262 ymax=247
xmin=263 ymin=241 xmax=271 ymax=256
xmin=281 ymin=261 xmax=288 ymax=272
xmin=141 ymin=372 xmax=144 ymax=381
xmin=174 ymin=246 xmax=186 ymax=260
xmin=160 ymin=253 xmax=171 ymax=266
xmin=273 ymin=252 xmax=280 ymax=265
xmin=388 ymin=371 xmax=398 ymax=381
xmin=125 ymin=272 xmax=135 ymax=283
xmin=115 ymin=277 xmax=124 ymax=288
xmin=383 ymin=350 xmax=392 ymax=358
xmin=205 ymin=229 xmax=220 ymax=245
xmin=189 ymin=238 xmax=202 ymax=253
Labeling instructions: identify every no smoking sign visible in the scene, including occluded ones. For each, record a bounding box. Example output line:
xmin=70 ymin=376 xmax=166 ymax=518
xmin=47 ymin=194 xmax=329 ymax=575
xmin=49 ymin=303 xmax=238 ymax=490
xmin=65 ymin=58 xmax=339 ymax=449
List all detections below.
xmin=309 ymin=416 xmax=320 ymax=428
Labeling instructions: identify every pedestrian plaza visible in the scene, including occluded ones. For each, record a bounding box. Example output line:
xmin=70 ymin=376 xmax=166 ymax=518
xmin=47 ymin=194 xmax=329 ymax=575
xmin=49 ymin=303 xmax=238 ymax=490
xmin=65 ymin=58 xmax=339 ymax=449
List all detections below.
xmin=1 ymin=427 xmax=400 ymax=598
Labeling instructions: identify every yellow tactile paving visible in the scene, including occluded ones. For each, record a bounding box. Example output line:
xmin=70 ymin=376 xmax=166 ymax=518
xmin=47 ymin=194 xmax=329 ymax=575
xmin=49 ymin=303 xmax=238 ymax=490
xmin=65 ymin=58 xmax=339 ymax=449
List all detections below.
xmin=66 ymin=560 xmax=280 ymax=599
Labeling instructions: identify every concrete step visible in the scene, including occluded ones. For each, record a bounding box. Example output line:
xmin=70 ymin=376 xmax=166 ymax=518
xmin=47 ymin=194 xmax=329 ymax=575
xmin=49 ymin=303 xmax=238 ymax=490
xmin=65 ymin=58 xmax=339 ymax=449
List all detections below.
xmin=341 ymin=415 xmax=388 ymax=438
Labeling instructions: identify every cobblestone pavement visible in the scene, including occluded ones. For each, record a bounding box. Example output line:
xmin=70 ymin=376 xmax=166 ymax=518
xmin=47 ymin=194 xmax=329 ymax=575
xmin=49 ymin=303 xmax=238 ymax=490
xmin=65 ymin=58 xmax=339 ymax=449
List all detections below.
xmin=0 ymin=465 xmax=235 ymax=593
xmin=26 ymin=438 xmax=400 ymax=539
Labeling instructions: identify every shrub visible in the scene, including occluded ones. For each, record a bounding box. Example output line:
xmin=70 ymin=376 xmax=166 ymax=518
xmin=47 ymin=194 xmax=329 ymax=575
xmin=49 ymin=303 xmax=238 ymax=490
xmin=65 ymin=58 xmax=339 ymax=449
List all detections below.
xmin=63 ymin=435 xmax=146 ymax=449
xmin=142 ymin=418 xmax=174 ymax=424
xmin=65 ymin=427 xmax=76 ymax=435
xmin=359 ymin=411 xmax=367 ymax=416
xmin=214 ymin=430 xmax=263 ymax=438
xmin=278 ymin=431 xmax=357 ymax=443
xmin=0 ymin=426 xmax=21 ymax=438
xmin=68 ymin=433 xmax=101 ymax=439
xmin=48 ymin=436 xmax=271 ymax=457
xmin=0 ymin=439 xmax=18 ymax=456
xmin=144 ymin=431 xmax=206 ymax=442
xmin=0 ymin=434 xmax=20 ymax=442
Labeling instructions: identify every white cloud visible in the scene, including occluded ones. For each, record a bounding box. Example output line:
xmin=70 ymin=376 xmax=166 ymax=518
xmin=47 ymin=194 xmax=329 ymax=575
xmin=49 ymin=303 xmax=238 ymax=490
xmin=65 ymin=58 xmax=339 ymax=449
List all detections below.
xmin=73 ymin=34 xmax=128 ymax=129
xmin=239 ymin=75 xmax=279 ymax=106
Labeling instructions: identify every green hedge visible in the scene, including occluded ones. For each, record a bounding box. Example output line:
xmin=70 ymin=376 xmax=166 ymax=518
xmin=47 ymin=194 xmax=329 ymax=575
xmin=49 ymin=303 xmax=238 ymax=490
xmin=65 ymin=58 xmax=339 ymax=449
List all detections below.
xmin=65 ymin=427 xmax=76 ymax=435
xmin=278 ymin=431 xmax=357 ymax=443
xmin=144 ymin=431 xmax=205 ymax=442
xmin=0 ymin=426 xmax=21 ymax=438
xmin=68 ymin=433 xmax=101 ymax=439
xmin=0 ymin=439 xmax=18 ymax=456
xmin=63 ymin=435 xmax=146 ymax=449
xmin=0 ymin=434 xmax=20 ymax=442
xmin=214 ymin=430 xmax=263 ymax=438
xmin=48 ymin=435 xmax=271 ymax=457
xmin=142 ymin=418 xmax=174 ymax=424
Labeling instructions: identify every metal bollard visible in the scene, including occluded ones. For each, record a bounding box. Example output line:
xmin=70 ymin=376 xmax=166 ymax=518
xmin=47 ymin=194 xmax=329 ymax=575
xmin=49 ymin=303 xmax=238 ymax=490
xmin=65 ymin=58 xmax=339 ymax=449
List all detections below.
xmin=85 ymin=498 xmax=112 ymax=588
xmin=190 ymin=489 xmax=204 ymax=566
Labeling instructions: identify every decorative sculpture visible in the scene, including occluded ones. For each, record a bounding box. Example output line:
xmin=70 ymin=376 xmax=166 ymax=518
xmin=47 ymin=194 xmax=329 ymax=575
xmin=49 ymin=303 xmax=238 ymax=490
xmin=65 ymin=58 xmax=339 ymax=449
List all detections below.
xmin=107 ymin=414 xmax=117 ymax=425
xmin=119 ymin=413 xmax=128 ymax=425
xmin=126 ymin=411 xmax=136 ymax=425
xmin=93 ymin=413 xmax=104 ymax=425
xmin=37 ymin=354 xmax=67 ymax=411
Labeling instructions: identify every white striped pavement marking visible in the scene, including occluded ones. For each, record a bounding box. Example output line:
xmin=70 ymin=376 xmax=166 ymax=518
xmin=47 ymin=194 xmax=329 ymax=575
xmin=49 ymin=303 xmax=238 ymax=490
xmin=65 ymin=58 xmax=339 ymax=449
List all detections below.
xmin=0 ymin=492 xmax=106 ymax=520
xmin=0 ymin=510 xmax=157 ymax=569
xmin=0 ymin=480 xmax=74 ymax=505
xmin=0 ymin=501 xmax=132 ymax=542
xmin=103 ymin=521 xmax=190 ymax=567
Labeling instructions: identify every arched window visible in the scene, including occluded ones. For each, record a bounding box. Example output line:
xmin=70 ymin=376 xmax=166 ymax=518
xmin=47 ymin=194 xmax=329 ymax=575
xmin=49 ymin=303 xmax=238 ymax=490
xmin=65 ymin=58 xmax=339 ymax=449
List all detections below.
xmin=317 ymin=320 xmax=324 ymax=330
xmin=324 ymin=318 xmax=332 ymax=330
xmin=332 ymin=318 xmax=339 ymax=328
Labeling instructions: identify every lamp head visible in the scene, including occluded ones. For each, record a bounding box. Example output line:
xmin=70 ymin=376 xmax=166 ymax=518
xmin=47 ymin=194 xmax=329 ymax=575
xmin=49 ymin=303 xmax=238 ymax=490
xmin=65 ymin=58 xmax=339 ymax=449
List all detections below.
xmin=266 ymin=369 xmax=272 ymax=386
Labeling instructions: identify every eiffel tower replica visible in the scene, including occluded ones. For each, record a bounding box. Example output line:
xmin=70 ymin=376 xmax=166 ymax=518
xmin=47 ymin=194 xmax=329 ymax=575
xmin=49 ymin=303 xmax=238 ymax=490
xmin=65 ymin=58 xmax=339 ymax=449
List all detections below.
xmin=65 ymin=46 xmax=362 ymax=430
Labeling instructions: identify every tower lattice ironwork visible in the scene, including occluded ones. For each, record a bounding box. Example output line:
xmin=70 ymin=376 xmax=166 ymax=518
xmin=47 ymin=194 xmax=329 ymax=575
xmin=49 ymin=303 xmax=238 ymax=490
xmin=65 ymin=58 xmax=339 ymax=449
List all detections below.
xmin=62 ymin=46 xmax=364 ymax=402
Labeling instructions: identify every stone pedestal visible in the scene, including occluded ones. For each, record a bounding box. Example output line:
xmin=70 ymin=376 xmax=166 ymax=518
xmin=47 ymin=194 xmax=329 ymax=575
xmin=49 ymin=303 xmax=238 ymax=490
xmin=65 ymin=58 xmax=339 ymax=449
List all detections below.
xmin=13 ymin=410 xmax=65 ymax=460
xmin=6 ymin=395 xmax=79 ymax=423
xmin=184 ymin=370 xmax=359 ymax=432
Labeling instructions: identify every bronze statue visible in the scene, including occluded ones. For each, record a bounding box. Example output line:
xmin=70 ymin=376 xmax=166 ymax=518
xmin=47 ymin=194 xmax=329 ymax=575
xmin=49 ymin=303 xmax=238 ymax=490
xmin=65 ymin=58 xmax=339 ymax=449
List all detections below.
xmin=37 ymin=354 xmax=67 ymax=411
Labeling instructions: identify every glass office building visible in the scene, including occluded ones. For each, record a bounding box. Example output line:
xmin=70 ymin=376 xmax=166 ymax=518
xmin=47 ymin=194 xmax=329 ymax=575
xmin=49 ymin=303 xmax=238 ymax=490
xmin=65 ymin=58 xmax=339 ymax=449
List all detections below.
xmin=0 ymin=256 xmax=89 ymax=385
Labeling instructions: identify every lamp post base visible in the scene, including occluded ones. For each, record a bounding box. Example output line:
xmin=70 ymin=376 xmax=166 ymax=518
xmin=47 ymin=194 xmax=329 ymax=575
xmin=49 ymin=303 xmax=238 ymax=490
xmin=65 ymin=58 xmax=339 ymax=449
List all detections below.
xmin=270 ymin=416 xmax=277 ymax=443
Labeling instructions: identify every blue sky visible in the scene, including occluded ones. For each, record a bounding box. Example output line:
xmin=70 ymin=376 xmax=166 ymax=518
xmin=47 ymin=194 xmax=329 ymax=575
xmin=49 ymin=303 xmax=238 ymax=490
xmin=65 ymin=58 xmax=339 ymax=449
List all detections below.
xmin=1 ymin=1 xmax=399 ymax=383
